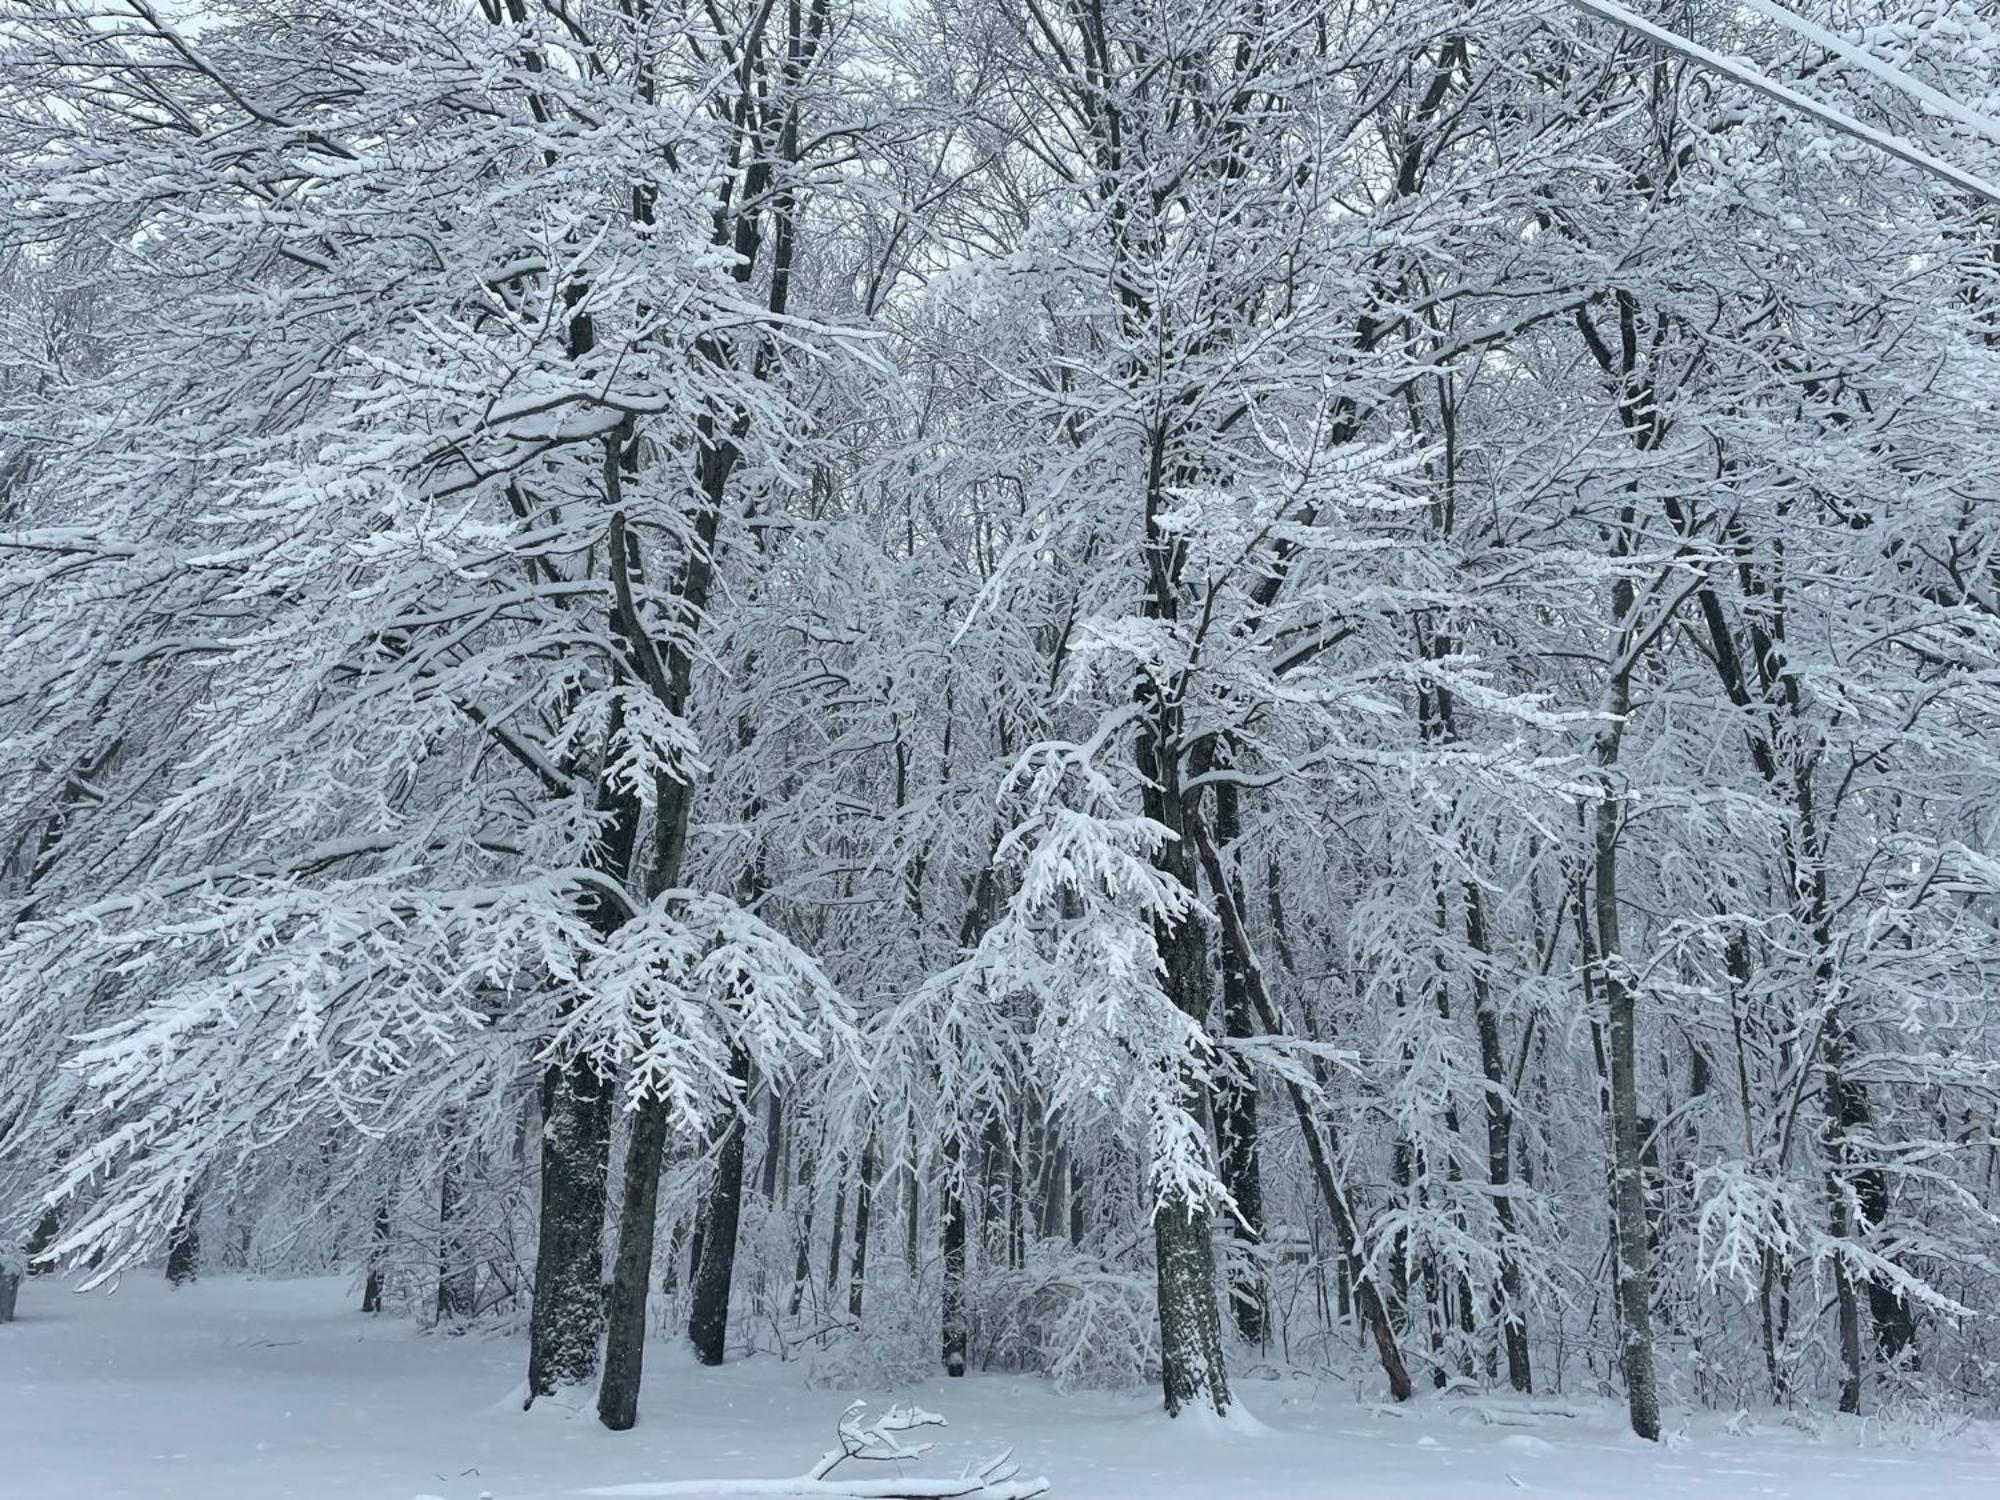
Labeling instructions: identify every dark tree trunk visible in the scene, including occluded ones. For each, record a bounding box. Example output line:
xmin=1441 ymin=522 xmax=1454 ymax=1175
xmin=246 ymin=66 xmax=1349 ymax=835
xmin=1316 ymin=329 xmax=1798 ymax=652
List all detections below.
xmin=1007 ymin=1105 xmax=1024 ymax=1271
xmin=1832 ymin=1034 xmax=1917 ymax=1372
xmin=847 ymin=1136 xmax=876 ymax=1322
xmin=979 ymin=1111 xmax=1003 ymax=1260
xmin=688 ymin=1212 xmax=706 ymax=1303
xmin=904 ymin=1107 xmax=921 ymax=1275
xmin=663 ymin=1216 xmax=685 ymax=1298
xmin=938 ymin=859 xmax=999 ymax=1378
xmin=759 ymin=1089 xmax=784 ymax=1202
xmin=1038 ymin=1139 xmax=1069 ymax=1241
xmin=25 ymin=1206 xmax=59 ymax=1274
xmin=436 ymin=1164 xmax=478 ymax=1323
xmin=0 ymin=1267 xmax=17 ymax=1323
xmin=787 ymin=1228 xmax=811 ymax=1318
xmin=1598 ymin=800 xmax=1661 ymax=1441
xmin=1831 ymin=1232 xmax=1864 ymax=1416
xmin=823 ymin=1169 xmax=847 ymax=1297
xmin=528 ymin=671 xmax=641 ymax=1406
xmin=1155 ymin=1201 xmax=1229 ymax=1416
xmin=1864 ymin=1221 xmax=1918 ymax=1368
xmin=1467 ymin=876 xmax=1531 ymax=1392
xmin=598 ymin=1085 xmax=674 ymax=1427
xmin=165 ymin=1188 xmax=200 ymax=1286
xmin=688 ymin=1050 xmax=750 ymax=1367
xmin=1139 ymin=710 xmax=1231 ymax=1418
xmin=1149 ymin=897 xmax=1231 ymax=1417
xmin=591 ymin=651 xmax=704 ymax=1424
xmin=941 ymin=1136 xmax=967 ymax=1377
xmin=1210 ymin=777 xmax=1267 ymax=1346
xmin=787 ymin=1146 xmax=815 ymax=1318
xmin=362 ymin=1200 xmax=390 ymax=1315
xmin=1586 ymin=529 xmax=1661 ymax=1443
xmin=1823 ymin=1017 xmax=1867 ymax=1414
xmin=527 ymin=1055 xmax=613 ymax=1401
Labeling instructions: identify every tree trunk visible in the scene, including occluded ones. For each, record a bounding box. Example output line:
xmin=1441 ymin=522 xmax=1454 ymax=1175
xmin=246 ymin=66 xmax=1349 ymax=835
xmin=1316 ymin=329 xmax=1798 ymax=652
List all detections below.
xmin=1578 ymin=498 xmax=1662 ymax=1441
xmin=759 ymin=1089 xmax=784 ymax=1202
xmin=1823 ymin=1016 xmax=1867 ymax=1414
xmin=1007 ymin=1103 xmax=1024 ymax=1271
xmin=788 ymin=1146 xmax=815 ymax=1318
xmin=598 ymin=1091 xmax=673 ymax=1428
xmin=1862 ymin=1170 xmax=1918 ymax=1369
xmin=1467 ymin=875 xmax=1531 ymax=1392
xmin=435 ymin=1166 xmax=478 ymax=1322
xmin=165 ymin=1187 xmax=200 ymax=1286
xmin=848 ymin=1136 xmax=876 ymax=1323
xmin=688 ymin=1050 xmax=751 ymax=1367
xmin=527 ymin=1053 xmax=613 ymax=1400
xmin=903 ymin=1106 xmax=921 ymax=1275
xmin=824 ymin=1169 xmax=847 ymax=1297
xmin=1155 ymin=1200 xmax=1230 ymax=1417
xmin=1139 ymin=711 xmax=1232 ymax=1418
xmin=938 ymin=858 xmax=1001 ymax=1378
xmin=0 ymin=1267 xmax=17 ymax=1323
xmin=1210 ymin=778 xmax=1267 ymax=1346
xmin=942 ymin=1134 xmax=967 ymax=1377
xmin=1596 ymin=780 xmax=1661 ymax=1440
xmin=362 ymin=1200 xmax=390 ymax=1315
xmin=529 ymin=679 xmax=641 ymax=1406
xmin=25 ymin=1206 xmax=59 ymax=1274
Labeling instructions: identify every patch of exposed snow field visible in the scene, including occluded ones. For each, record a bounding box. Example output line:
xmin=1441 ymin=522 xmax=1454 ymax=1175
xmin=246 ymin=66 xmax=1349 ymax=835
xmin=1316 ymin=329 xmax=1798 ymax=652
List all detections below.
xmin=3 ymin=1276 xmax=1994 ymax=1500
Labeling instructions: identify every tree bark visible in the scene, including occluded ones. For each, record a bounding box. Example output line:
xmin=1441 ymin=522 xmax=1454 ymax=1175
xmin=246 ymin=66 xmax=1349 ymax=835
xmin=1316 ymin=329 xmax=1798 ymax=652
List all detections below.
xmin=362 ymin=1200 xmax=390 ymax=1315
xmin=1137 ymin=649 xmax=1232 ymax=1418
xmin=165 ymin=1187 xmax=200 ymax=1286
xmin=848 ymin=1136 xmax=876 ymax=1322
xmin=942 ymin=1134 xmax=967 ymax=1377
xmin=527 ymin=1053 xmax=613 ymax=1400
xmin=688 ymin=1049 xmax=751 ymax=1367
xmin=1155 ymin=1200 xmax=1229 ymax=1417
xmin=788 ymin=1145 xmax=815 ymax=1318
xmin=759 ymin=1089 xmax=784 ymax=1202
xmin=824 ymin=1167 xmax=847 ymax=1297
xmin=1823 ymin=1016 xmax=1867 ymax=1414
xmin=1149 ymin=912 xmax=1232 ymax=1417
xmin=904 ymin=1106 xmax=921 ymax=1275
xmin=528 ymin=675 xmax=640 ymax=1405
xmin=1595 ymin=742 xmax=1661 ymax=1440
xmin=939 ymin=858 xmax=1000 ymax=1378
xmin=436 ymin=1165 xmax=478 ymax=1322
xmin=1210 ymin=777 xmax=1267 ymax=1346
xmin=1573 ymin=475 xmax=1662 ymax=1441
xmin=598 ymin=1091 xmax=673 ymax=1427
xmin=25 ymin=1206 xmax=59 ymax=1274
xmin=1467 ymin=874 xmax=1531 ymax=1392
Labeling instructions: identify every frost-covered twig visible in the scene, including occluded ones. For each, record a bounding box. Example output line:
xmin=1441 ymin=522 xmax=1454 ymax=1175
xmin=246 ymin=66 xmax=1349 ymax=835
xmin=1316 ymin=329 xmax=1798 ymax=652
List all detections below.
xmin=1565 ymin=0 xmax=2000 ymax=204
xmin=578 ymin=1405 xmax=1050 ymax=1500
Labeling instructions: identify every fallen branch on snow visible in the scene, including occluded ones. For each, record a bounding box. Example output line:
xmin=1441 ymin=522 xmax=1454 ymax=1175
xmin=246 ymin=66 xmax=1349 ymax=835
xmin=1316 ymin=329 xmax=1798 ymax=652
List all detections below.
xmin=579 ymin=1402 xmax=1050 ymax=1500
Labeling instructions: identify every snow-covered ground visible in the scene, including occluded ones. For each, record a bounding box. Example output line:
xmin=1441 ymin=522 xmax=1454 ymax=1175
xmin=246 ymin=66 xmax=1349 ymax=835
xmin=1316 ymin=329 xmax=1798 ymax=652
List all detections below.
xmin=3 ymin=1275 xmax=1994 ymax=1500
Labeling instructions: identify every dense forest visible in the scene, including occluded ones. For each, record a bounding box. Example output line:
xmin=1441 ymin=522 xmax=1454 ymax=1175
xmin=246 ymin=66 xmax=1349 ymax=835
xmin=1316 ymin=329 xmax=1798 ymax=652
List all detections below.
xmin=3 ymin=0 xmax=1999 ymax=1446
